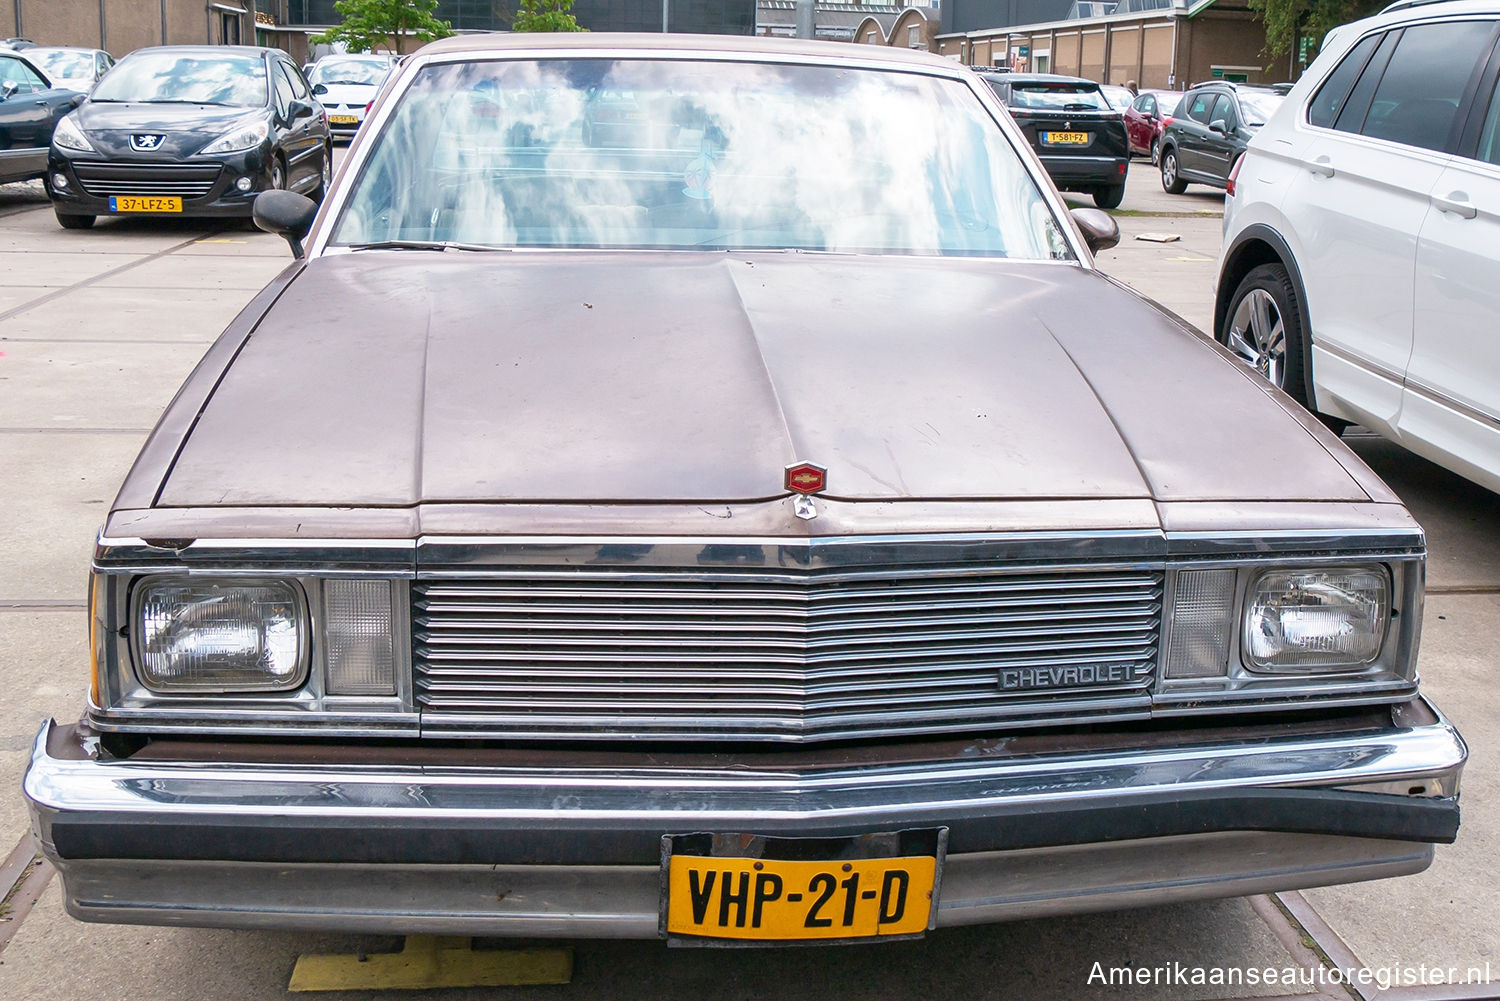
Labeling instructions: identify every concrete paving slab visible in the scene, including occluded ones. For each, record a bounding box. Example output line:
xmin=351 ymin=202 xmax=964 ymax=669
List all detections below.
xmin=0 ymin=340 xmax=210 ymax=430
xmin=0 ymin=611 xmax=90 ymax=850
xmin=0 ymin=211 xmax=208 ymax=255
xmin=0 ymin=890 xmax=1313 ymax=1001
xmin=1343 ymin=434 xmax=1500 ymax=590
xmin=0 ymin=251 xmax=146 ymax=288
xmin=1302 ymin=592 xmax=1499 ymax=986
xmin=91 ymin=253 xmax=294 ymax=291
xmin=175 ymin=232 xmax=295 ymax=258
xmin=0 ymin=286 xmax=51 ymax=313
xmin=1092 ymin=214 xmax=1224 ymax=333
xmin=0 ymin=286 xmax=248 ymax=343
xmin=0 ymin=431 xmax=145 ymax=601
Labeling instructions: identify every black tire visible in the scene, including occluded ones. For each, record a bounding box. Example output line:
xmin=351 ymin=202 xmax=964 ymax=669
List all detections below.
xmin=1160 ymin=147 xmax=1187 ymax=194
xmin=1093 ymin=184 xmax=1125 ymax=210
xmin=1221 ymin=263 xmax=1311 ymax=409
xmin=55 ymin=210 xmax=95 ymax=230
xmin=270 ymin=155 xmax=287 ymax=192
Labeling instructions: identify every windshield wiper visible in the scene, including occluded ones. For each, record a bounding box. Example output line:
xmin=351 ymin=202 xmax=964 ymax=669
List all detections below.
xmin=347 ymin=240 xmax=508 ymax=252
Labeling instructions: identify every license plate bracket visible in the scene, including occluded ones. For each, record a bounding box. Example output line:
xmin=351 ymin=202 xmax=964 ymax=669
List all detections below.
xmin=108 ymin=196 xmax=182 ymax=213
xmin=661 ymin=828 xmax=947 ymax=946
xmin=1042 ymin=131 xmax=1089 ymax=145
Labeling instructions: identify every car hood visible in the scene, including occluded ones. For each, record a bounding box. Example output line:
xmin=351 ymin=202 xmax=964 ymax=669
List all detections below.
xmin=72 ymin=101 xmax=264 ymax=157
xmin=154 ymin=253 xmax=1369 ymax=508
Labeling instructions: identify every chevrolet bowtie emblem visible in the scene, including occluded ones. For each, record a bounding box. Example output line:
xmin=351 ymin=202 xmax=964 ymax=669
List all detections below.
xmin=784 ymin=462 xmax=827 ymax=495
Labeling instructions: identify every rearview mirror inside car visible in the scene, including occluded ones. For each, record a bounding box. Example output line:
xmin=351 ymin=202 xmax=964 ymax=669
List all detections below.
xmin=253 ymin=189 xmax=318 ymax=259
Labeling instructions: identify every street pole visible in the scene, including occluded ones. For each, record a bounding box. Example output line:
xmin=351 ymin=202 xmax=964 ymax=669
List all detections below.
xmin=662 ymin=0 xmax=669 ymax=33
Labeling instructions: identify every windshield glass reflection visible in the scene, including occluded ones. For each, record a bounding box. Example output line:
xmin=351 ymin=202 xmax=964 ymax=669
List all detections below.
xmin=332 ymin=59 xmax=1071 ymax=258
xmin=91 ymin=52 xmax=267 ymax=106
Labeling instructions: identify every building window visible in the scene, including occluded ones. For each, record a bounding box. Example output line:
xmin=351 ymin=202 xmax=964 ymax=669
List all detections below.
xmin=221 ymin=12 xmax=242 ymax=45
xmin=909 ymin=25 xmax=921 ymax=48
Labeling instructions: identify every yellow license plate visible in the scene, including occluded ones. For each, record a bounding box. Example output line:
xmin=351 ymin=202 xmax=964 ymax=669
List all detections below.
xmin=109 ymin=196 xmax=182 ymax=213
xmin=329 ymin=115 xmax=358 ymax=125
xmin=1044 ymin=131 xmax=1089 ymax=144
xmin=665 ymin=853 xmax=937 ymax=942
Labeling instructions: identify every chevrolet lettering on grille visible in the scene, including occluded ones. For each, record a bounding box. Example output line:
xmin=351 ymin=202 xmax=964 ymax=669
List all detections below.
xmin=999 ymin=662 xmax=1141 ymax=692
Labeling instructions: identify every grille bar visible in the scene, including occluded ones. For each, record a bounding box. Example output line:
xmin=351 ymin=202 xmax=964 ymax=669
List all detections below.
xmin=74 ymin=163 xmax=222 ymax=199
xmin=413 ymin=565 xmax=1162 ymax=742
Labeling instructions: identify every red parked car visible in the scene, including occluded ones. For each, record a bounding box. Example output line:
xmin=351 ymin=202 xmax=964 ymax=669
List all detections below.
xmin=1123 ymin=88 xmax=1181 ymax=164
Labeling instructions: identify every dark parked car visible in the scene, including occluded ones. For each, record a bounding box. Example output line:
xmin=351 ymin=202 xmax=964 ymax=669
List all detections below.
xmin=46 ymin=45 xmax=330 ymax=229
xmin=976 ymin=71 xmax=1129 ymax=208
xmin=0 ymin=51 xmax=84 ymax=184
xmin=21 ymin=34 xmax=1466 ymax=946
xmin=1123 ymin=88 xmax=1180 ymax=164
xmin=1159 ymin=81 xmax=1283 ymax=194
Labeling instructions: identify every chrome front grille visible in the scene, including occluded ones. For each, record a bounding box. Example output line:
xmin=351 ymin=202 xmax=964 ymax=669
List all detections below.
xmin=413 ymin=564 xmax=1163 ymax=742
xmin=75 ymin=163 xmax=222 ymax=198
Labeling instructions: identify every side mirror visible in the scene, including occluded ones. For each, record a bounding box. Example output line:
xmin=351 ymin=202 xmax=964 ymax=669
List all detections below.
xmin=1069 ymin=207 xmax=1120 ymax=254
xmin=1209 ymin=120 xmax=1228 ymax=135
xmin=253 ymin=189 xmax=318 ymax=259
xmin=291 ymin=100 xmax=315 ymax=120
xmin=312 ymin=82 xmax=328 ymax=96
xmin=0 ymin=80 xmax=18 ymax=101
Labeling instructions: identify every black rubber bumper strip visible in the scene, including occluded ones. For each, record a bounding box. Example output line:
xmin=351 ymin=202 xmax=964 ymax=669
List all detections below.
xmin=49 ymin=787 xmax=1459 ymax=866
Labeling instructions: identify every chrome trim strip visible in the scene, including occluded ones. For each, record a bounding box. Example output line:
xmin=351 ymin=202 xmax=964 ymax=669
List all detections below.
xmin=1402 ymin=376 xmax=1500 ymax=432
xmin=1312 ymin=339 xmax=1407 ymax=387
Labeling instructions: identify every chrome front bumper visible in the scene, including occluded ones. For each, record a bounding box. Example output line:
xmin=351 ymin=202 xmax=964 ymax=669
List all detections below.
xmin=24 ymin=705 xmax=1466 ymax=937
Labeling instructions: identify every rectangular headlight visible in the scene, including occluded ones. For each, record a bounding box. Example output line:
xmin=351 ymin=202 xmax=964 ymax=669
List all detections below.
xmin=1243 ymin=567 xmax=1389 ymax=673
xmin=134 ymin=576 xmax=308 ymax=692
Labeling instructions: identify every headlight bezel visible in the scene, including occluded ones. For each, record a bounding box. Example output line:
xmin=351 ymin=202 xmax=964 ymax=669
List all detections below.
xmin=129 ymin=574 xmax=311 ymax=694
xmin=52 ymin=113 xmax=94 ymax=153
xmin=1156 ymin=555 xmax=1420 ymax=708
xmin=88 ymin=555 xmax=416 ymax=736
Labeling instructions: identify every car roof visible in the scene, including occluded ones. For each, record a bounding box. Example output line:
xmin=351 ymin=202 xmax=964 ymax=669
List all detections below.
xmin=414 ymin=32 xmax=967 ymax=75
xmin=121 ymin=45 xmax=282 ymax=59
xmin=990 ymin=73 xmax=1101 ymax=86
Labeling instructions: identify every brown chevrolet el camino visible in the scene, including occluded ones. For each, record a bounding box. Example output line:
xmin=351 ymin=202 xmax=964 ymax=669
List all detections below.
xmin=24 ymin=34 xmax=1465 ymax=945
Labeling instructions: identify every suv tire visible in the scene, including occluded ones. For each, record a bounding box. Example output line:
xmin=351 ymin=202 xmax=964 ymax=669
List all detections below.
xmin=1221 ymin=263 xmax=1309 ymax=406
xmin=1093 ymin=184 xmax=1125 ymax=209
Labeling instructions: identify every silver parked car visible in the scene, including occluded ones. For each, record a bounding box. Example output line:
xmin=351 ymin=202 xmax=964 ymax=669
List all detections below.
xmin=24 ymin=33 xmax=1464 ymax=946
xmin=22 ymin=46 xmax=113 ymax=92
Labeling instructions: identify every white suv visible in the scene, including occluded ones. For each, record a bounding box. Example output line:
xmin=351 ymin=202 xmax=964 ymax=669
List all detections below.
xmin=1217 ymin=0 xmax=1500 ymax=493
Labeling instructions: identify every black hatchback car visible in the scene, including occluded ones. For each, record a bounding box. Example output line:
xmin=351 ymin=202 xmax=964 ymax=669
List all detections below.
xmin=1158 ymin=81 xmax=1283 ymax=194
xmin=0 ymin=50 xmax=84 ymax=185
xmin=975 ymin=71 xmax=1129 ymax=208
xmin=46 ymin=45 xmax=330 ymax=229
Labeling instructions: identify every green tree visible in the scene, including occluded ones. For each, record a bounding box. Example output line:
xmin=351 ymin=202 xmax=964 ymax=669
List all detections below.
xmin=1246 ymin=0 xmax=1385 ymax=63
xmin=511 ymin=0 xmax=587 ymax=32
xmin=313 ymin=0 xmax=455 ymax=55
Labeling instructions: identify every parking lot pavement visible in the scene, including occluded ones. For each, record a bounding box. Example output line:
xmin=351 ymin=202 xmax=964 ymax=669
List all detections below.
xmin=0 ymin=173 xmax=1494 ymax=999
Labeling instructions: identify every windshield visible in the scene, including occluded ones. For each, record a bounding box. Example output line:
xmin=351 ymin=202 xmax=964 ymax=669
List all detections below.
xmin=1237 ymin=90 xmax=1283 ymax=126
xmin=29 ymin=49 xmax=93 ymax=80
xmin=1101 ymin=86 xmax=1133 ymax=111
xmin=331 ymin=59 xmax=1071 ymax=259
xmin=1008 ymin=83 xmax=1111 ymax=112
xmin=91 ymin=51 xmax=267 ymax=106
xmin=309 ymin=58 xmax=389 ymax=87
